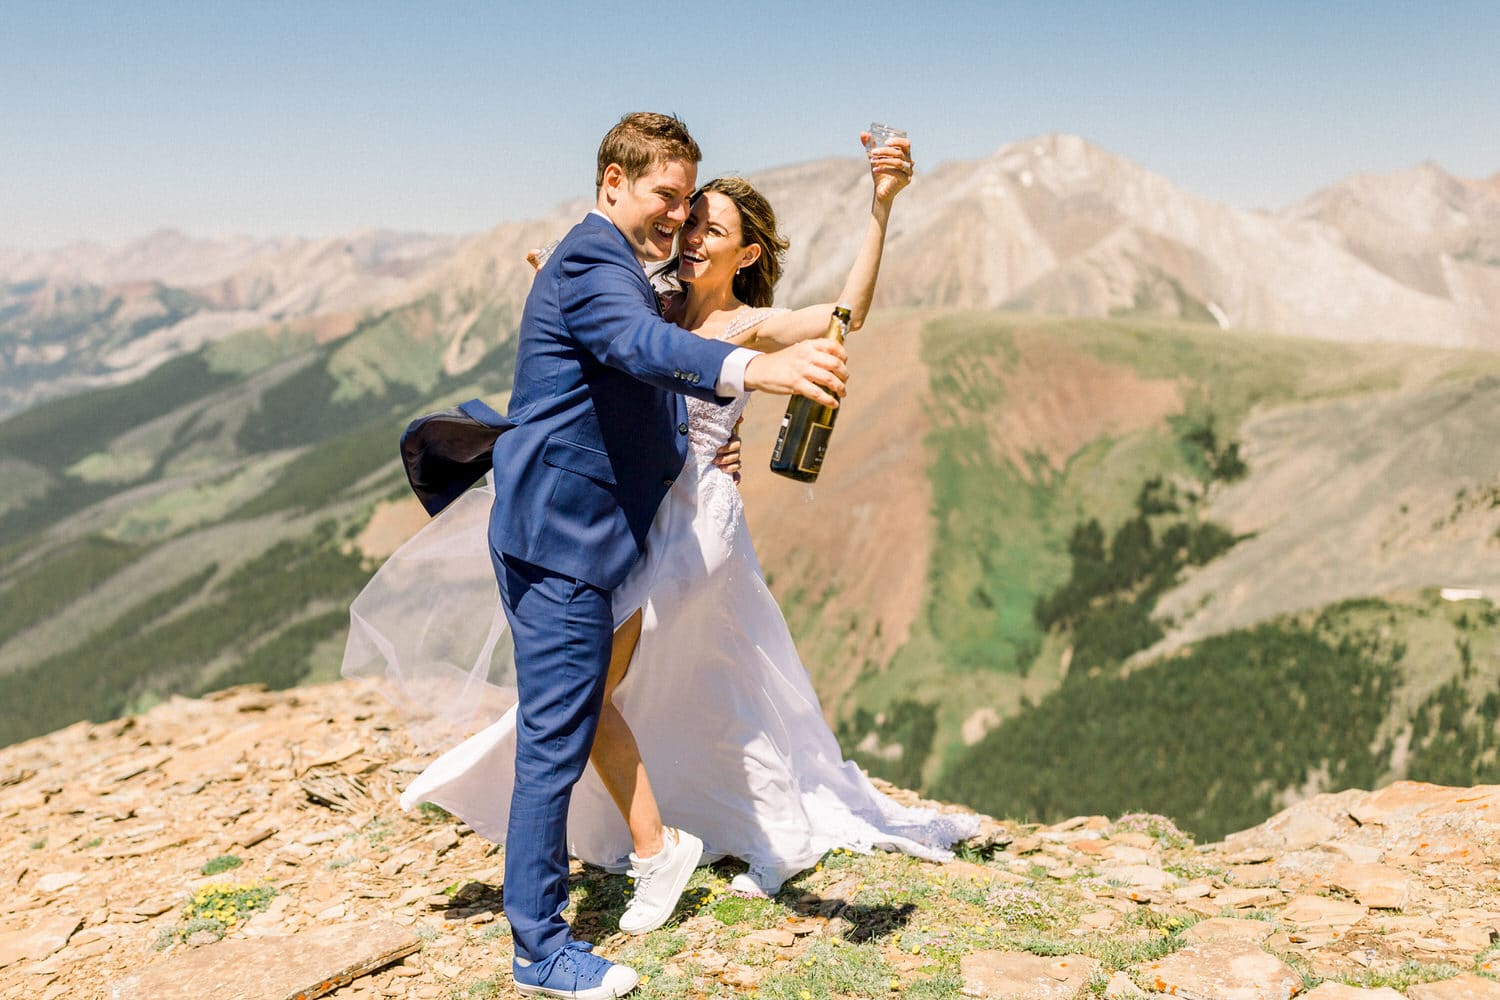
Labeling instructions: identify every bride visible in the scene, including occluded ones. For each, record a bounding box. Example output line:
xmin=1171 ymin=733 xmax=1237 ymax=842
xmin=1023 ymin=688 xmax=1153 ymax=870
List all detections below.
xmin=343 ymin=132 xmax=975 ymax=916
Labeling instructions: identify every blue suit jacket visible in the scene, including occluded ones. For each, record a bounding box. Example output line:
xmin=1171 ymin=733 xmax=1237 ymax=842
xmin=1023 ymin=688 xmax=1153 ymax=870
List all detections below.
xmin=489 ymin=213 xmax=737 ymax=590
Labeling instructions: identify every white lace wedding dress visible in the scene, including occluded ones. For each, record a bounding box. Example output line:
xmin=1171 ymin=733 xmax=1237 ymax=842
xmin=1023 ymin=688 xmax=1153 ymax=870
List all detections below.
xmin=344 ymin=308 xmax=976 ymax=887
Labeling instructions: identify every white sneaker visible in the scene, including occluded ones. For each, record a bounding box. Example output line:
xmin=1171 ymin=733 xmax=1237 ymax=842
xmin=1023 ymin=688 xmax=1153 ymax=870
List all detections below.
xmin=618 ymin=828 xmax=703 ymax=935
xmin=728 ymin=865 xmax=787 ymax=898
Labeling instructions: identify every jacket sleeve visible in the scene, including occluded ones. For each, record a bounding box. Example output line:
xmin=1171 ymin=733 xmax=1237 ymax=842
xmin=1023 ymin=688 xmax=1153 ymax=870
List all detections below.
xmin=557 ymin=235 xmax=737 ymax=402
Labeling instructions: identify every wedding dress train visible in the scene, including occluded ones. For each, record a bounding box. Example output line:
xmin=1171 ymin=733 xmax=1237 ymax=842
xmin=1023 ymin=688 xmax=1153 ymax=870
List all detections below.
xmin=343 ymin=309 xmax=976 ymax=888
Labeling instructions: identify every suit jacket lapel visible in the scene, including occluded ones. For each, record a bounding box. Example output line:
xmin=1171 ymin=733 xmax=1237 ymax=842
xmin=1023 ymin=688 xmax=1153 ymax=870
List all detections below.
xmin=581 ymin=213 xmax=660 ymax=314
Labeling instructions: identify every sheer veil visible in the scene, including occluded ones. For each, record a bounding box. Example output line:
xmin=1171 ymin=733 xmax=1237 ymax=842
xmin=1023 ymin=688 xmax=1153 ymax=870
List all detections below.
xmin=340 ymin=477 xmax=516 ymax=752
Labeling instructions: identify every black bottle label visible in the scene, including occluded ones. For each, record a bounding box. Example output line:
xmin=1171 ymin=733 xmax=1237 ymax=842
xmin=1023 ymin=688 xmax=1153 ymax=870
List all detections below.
xmin=797 ymin=420 xmax=834 ymax=474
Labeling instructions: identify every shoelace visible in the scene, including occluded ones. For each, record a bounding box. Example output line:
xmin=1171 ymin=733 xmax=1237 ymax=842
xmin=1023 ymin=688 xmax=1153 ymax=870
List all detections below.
xmin=626 ymin=861 xmax=654 ymax=897
xmin=548 ymin=941 xmax=596 ymax=991
xmin=627 ymin=833 xmax=674 ymax=895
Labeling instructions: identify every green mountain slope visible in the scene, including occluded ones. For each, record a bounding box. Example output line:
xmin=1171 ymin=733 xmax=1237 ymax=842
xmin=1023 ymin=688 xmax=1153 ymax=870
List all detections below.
xmin=2 ymin=308 xmax=1497 ymax=843
xmin=814 ymin=314 xmax=1500 ymax=836
xmin=0 ymin=290 xmax=520 ymax=745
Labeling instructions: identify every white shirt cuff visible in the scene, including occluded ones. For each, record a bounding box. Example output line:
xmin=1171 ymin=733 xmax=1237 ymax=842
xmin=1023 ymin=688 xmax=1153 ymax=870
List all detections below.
xmin=715 ymin=347 xmax=757 ymax=397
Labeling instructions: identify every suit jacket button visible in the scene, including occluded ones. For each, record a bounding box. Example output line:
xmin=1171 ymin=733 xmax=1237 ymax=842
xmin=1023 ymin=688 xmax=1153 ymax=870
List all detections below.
xmin=662 ymin=478 xmax=674 ymax=487
xmin=677 ymin=422 xmax=689 ymax=434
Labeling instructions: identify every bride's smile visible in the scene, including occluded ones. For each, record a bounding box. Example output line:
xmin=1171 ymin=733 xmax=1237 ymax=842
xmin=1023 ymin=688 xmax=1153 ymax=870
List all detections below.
xmin=676 ymin=191 xmax=760 ymax=287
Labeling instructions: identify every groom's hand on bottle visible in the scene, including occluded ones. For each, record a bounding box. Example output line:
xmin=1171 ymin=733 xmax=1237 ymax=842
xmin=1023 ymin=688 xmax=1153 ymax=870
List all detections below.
xmin=743 ymin=340 xmax=848 ymax=407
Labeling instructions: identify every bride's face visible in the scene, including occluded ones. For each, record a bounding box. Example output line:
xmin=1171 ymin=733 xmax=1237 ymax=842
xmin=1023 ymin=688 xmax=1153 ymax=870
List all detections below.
xmin=678 ymin=191 xmax=759 ymax=289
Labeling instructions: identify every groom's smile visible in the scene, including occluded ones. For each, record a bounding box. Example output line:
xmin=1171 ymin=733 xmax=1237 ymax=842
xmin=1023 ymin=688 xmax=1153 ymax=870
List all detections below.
xmin=599 ymin=156 xmax=698 ymax=263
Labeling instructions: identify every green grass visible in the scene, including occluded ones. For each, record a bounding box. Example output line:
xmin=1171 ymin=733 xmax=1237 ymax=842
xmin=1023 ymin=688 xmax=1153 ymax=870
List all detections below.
xmin=200 ymin=854 xmax=243 ymax=876
xmin=166 ymin=881 xmax=276 ymax=943
xmin=755 ymin=938 xmax=894 ymax=1000
xmin=1333 ymin=961 xmax=1468 ymax=990
xmin=706 ymin=893 xmax=780 ymax=929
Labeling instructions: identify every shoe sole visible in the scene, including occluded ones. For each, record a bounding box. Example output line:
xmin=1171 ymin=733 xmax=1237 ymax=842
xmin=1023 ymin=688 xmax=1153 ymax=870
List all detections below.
xmin=617 ymin=832 xmax=704 ymax=935
xmin=514 ymin=967 xmax=640 ymax=1000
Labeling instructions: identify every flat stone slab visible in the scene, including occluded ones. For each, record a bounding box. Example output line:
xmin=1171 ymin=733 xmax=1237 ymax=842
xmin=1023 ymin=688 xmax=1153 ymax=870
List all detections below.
xmin=111 ymin=919 xmax=419 ymax=1000
xmin=1105 ymin=970 xmax=1148 ymax=998
xmin=1137 ymin=940 xmax=1302 ymax=1000
xmin=1280 ymin=893 xmax=1368 ymax=931
xmin=1330 ymin=862 xmax=1411 ymax=909
xmin=1303 ymin=984 xmax=1405 ymax=1000
xmin=1102 ymin=863 xmax=1179 ymax=892
xmin=1182 ymin=917 xmax=1276 ymax=943
xmin=0 ymin=912 xmax=82 ymax=969
xmin=1349 ymin=782 xmax=1500 ymax=826
xmin=1407 ymin=974 xmax=1500 ymax=1000
xmin=1225 ymin=863 xmax=1280 ymax=887
xmin=1279 ymin=811 xmax=1343 ymax=851
xmin=959 ymin=950 xmax=1101 ymax=999
xmin=34 ymin=870 xmax=86 ymax=893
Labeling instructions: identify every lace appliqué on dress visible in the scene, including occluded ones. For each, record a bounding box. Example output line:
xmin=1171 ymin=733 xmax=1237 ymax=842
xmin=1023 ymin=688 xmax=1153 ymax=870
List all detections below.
xmin=685 ymin=307 xmax=785 ymax=546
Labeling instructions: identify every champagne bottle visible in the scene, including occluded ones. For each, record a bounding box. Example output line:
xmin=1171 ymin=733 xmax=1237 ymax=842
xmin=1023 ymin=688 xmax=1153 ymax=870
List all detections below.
xmin=769 ymin=304 xmax=852 ymax=482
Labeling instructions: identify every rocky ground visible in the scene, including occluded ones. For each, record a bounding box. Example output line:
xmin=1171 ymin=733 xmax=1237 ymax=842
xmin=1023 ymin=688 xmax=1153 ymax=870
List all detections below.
xmin=4 ymin=682 xmax=1500 ymax=1000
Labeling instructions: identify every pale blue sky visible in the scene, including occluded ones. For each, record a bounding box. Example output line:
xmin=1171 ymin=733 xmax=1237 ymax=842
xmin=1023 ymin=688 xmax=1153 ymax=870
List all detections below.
xmin=2 ymin=0 xmax=1497 ymax=248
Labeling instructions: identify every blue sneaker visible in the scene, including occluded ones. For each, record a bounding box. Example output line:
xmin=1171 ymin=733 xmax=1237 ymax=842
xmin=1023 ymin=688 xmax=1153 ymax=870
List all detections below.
xmin=512 ymin=941 xmax=639 ymax=999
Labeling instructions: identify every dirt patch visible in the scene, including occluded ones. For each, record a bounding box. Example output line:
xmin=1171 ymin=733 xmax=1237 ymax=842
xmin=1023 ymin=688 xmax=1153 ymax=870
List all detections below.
xmin=352 ymin=496 xmax=431 ymax=561
xmin=279 ymin=310 xmax=362 ymax=345
xmin=740 ymin=311 xmax=934 ymax=711
xmin=989 ymin=328 xmax=1185 ymax=478
xmin=961 ymin=707 xmax=1000 ymax=745
xmin=1152 ymin=374 xmax=1500 ymax=651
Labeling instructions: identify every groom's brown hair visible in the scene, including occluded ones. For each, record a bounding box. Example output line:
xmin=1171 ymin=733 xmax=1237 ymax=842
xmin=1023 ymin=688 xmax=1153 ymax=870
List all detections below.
xmin=596 ymin=112 xmax=702 ymax=190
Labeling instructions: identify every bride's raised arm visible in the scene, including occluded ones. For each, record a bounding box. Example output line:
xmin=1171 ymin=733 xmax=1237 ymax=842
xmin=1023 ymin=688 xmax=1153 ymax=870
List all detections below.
xmin=742 ymin=132 xmax=913 ymax=351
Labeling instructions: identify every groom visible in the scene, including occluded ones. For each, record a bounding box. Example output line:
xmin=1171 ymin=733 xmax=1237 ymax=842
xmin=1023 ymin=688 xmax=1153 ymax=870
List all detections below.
xmin=491 ymin=112 xmax=847 ymax=998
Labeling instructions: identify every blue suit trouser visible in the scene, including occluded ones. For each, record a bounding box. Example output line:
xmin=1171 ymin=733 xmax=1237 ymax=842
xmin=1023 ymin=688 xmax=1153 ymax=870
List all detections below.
xmin=493 ymin=551 xmax=613 ymax=962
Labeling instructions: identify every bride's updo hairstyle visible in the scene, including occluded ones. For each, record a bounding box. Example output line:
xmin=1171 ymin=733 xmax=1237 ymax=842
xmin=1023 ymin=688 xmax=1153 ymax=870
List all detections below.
xmin=596 ymin=112 xmax=702 ymax=190
xmin=699 ymin=177 xmax=789 ymax=309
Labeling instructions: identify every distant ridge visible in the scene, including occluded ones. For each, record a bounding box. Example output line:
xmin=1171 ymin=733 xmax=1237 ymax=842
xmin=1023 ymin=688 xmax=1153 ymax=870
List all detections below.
xmin=764 ymin=134 xmax=1500 ymax=348
xmin=2 ymin=136 xmax=1497 ymax=421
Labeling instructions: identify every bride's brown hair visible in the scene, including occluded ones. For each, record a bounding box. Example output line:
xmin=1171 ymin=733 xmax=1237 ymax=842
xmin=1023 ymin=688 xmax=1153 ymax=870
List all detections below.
xmin=697 ymin=177 xmax=789 ymax=309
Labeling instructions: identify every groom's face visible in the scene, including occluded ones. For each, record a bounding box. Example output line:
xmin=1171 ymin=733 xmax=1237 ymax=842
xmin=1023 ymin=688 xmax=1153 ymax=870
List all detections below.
xmin=600 ymin=156 xmax=698 ymax=262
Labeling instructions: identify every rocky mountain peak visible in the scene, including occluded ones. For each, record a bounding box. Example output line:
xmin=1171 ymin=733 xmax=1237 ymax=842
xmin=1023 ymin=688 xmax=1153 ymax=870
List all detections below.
xmin=1467 ymin=171 xmax=1500 ymax=204
xmin=992 ymin=132 xmax=1146 ymax=183
xmin=1285 ymin=160 xmax=1500 ymax=235
xmin=4 ymin=681 xmax=1500 ymax=998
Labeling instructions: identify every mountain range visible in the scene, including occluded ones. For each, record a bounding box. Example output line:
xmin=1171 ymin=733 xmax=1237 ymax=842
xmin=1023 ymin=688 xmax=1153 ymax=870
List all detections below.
xmin=1 ymin=135 xmax=1498 ymax=840
xmin=3 ymin=135 xmax=1498 ymax=421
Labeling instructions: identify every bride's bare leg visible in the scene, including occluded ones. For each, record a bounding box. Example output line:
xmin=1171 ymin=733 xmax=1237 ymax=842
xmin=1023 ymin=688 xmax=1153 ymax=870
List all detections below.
xmin=590 ymin=608 xmax=665 ymax=858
